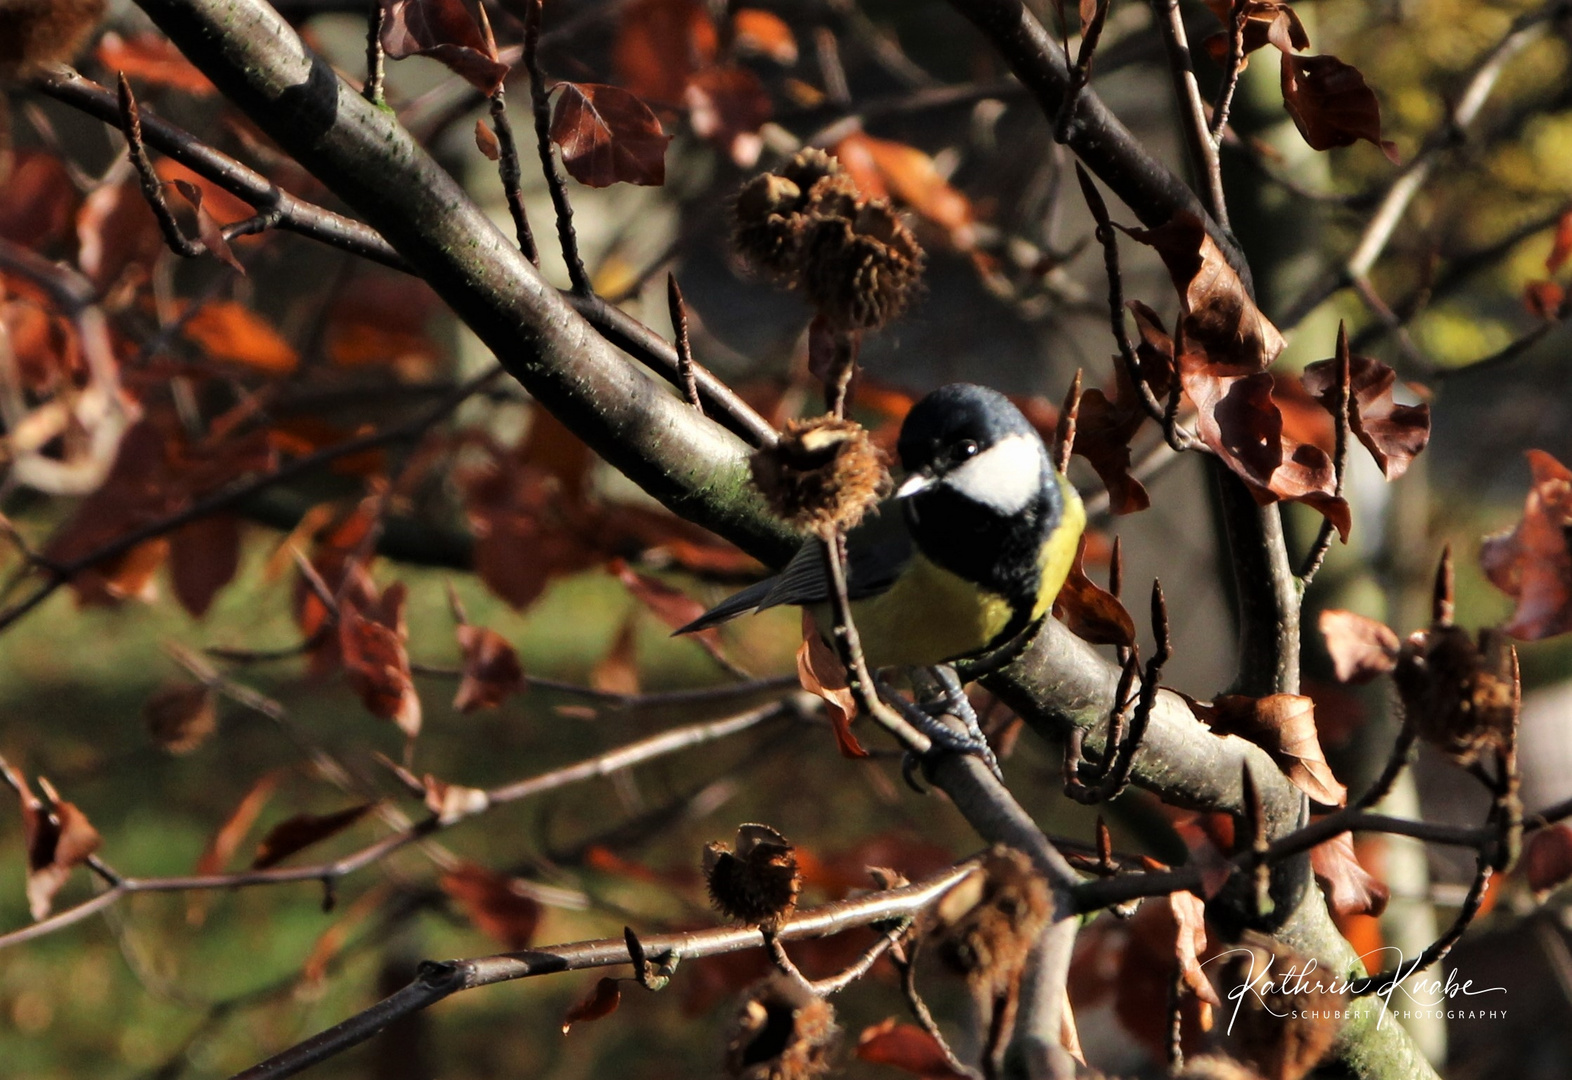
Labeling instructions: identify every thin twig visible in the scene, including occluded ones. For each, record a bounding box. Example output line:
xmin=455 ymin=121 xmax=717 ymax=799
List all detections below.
xmin=363 ymin=0 xmax=385 ymax=106
xmin=117 ymin=74 xmax=203 ymax=258
xmin=224 ymin=864 xmax=978 ymax=1080
xmin=488 ymin=89 xmax=539 ymax=262
xmin=1148 ymin=0 xmax=1229 ymax=231
xmin=1054 ymin=0 xmax=1112 ymax=143
xmin=1208 ymin=0 xmax=1246 ymax=142
xmin=896 ymin=936 xmax=983 ymax=1080
xmin=666 ymin=274 xmax=703 ymax=411
xmin=523 ymin=0 xmax=590 ymax=294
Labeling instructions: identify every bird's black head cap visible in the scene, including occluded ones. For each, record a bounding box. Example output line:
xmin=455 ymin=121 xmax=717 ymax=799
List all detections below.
xmin=897 ymin=383 xmax=1038 ymax=477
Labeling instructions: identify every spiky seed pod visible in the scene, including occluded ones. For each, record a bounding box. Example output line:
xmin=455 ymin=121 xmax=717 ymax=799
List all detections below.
xmin=1393 ymin=625 xmax=1517 ymax=766
xmin=1175 ymin=1056 xmax=1268 ymax=1080
xmin=1214 ymin=935 xmax=1345 ymax=1080
xmin=704 ymin=824 xmax=802 ymax=932
xmin=800 ymin=200 xmax=924 ymax=332
xmin=933 ymin=847 xmax=1052 ymax=999
xmin=734 ymin=149 xmax=861 ymax=282
xmin=749 ymin=416 xmax=890 ymax=536
xmin=725 ymin=974 xmax=838 ymax=1080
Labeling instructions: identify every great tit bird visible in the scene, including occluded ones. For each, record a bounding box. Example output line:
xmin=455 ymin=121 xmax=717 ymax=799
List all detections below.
xmin=680 ymin=383 xmax=1086 ymax=671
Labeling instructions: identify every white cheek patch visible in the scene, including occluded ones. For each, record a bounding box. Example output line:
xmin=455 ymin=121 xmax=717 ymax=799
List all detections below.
xmin=942 ymin=434 xmax=1043 ymax=514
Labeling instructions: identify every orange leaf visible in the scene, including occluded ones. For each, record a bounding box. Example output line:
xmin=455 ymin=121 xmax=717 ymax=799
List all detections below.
xmin=1194 ymin=693 xmax=1347 ymax=807
xmin=1051 ymin=535 xmax=1135 ymax=647
xmin=474 ymin=118 xmax=501 ymax=161
xmin=797 ymin=613 xmax=867 ymax=758
xmin=1547 ymin=209 xmax=1572 ymax=274
xmin=562 ymin=977 xmax=623 ymax=1032
xmin=17 ymin=775 xmax=102 ymax=921
xmin=732 ymin=9 xmax=797 ymax=65
xmin=1302 ymin=350 xmax=1430 ymax=480
xmin=591 ymin=616 xmax=641 ymax=695
xmin=1525 ymin=823 xmax=1572 ymax=899
xmin=0 ymin=151 xmax=79 ymax=249
xmin=610 ymin=559 xmax=730 ymax=668
xmin=612 ymin=0 xmax=718 ymax=106
xmin=834 ymin=133 xmax=975 ymax=247
xmin=183 ymin=301 xmax=299 ymax=375
xmin=1169 ymin=890 xmax=1222 ymax=1007
xmin=340 ymin=591 xmax=423 ymax=737
xmin=97 ymin=32 xmax=214 ymax=95
xmin=1310 ymin=831 xmax=1389 ymax=917
xmin=855 ymin=1018 xmax=970 ymax=1078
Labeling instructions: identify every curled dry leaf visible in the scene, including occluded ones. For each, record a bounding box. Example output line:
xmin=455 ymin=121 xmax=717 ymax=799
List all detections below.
xmin=551 ymin=82 xmax=670 ymax=188
xmin=1481 ymin=449 xmax=1572 ymax=640
xmin=1169 ymin=889 xmax=1223 ymax=1008
xmin=1318 ymin=609 xmax=1400 ymax=683
xmin=1524 ymin=823 xmax=1572 ymax=900
xmin=1309 ymin=832 xmax=1389 ymax=918
xmin=17 ymin=775 xmax=102 ymax=921
xmin=378 ymin=0 xmax=510 ymax=95
xmin=1124 ymin=216 xmax=1348 ymax=536
xmin=1193 ymin=693 xmax=1347 ymax=807
xmin=474 ymin=118 xmax=501 ymax=161
xmin=855 ymin=1018 xmax=970 ymax=1079
xmin=169 ymin=180 xmax=245 ymax=274
xmin=1051 ymin=534 xmax=1135 ymax=647
xmin=1201 ymin=1 xmax=1309 ymax=70
xmin=440 ymin=861 xmax=542 ymax=949
xmin=339 ymin=587 xmax=422 ymax=738
xmin=453 ymin=623 xmax=525 ymax=712
xmin=1281 ymin=53 xmax=1399 ymax=163
xmin=797 ymin=612 xmax=867 ymax=758
xmin=1072 ymin=356 xmax=1169 ymax=514
xmin=563 ymin=977 xmax=622 ymax=1032
xmin=251 ymin=803 xmax=375 ymax=870
xmin=142 ymin=680 xmax=217 ymax=754
xmin=590 ymin=616 xmax=641 ymax=695
xmin=1302 ymin=353 xmax=1430 ymax=480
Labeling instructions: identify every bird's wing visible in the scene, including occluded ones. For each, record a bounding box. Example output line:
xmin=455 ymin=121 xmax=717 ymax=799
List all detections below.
xmin=674 ymin=505 xmax=912 ymax=634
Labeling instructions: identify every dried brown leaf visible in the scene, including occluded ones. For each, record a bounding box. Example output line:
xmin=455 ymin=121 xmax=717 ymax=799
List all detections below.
xmin=142 ymin=681 xmax=217 ymax=754
xmin=453 ymin=623 xmax=524 ymax=712
xmin=251 ymin=803 xmax=375 ymax=870
xmin=1481 ymin=450 xmax=1572 ymax=640
xmin=1302 ymin=353 xmax=1430 ymax=480
xmin=1197 ymin=694 xmax=1347 ymax=807
xmin=1310 ymin=832 xmax=1389 ymax=917
xmin=563 ymin=977 xmax=623 ymax=1032
xmin=1052 ymin=535 xmax=1135 ymax=646
xmin=1317 ymin=609 xmax=1400 ymax=683
xmin=378 ymin=0 xmax=509 ymax=95
xmin=440 ymin=861 xmax=542 ymax=949
xmin=855 ymin=1018 xmax=970 ymax=1078
xmin=1281 ymin=53 xmax=1399 ymax=163
xmin=797 ymin=612 xmax=867 ymax=758
xmin=1525 ymin=823 xmax=1572 ymax=900
xmin=551 ymin=82 xmax=670 ymax=188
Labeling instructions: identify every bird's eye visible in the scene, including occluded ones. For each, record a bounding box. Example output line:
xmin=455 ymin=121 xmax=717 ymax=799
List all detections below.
xmin=954 ymin=439 xmax=979 ymax=461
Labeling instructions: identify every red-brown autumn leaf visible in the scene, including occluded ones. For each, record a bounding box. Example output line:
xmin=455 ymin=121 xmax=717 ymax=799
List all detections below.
xmin=1524 ymin=280 xmax=1566 ymax=320
xmin=0 ymin=151 xmax=79 ymax=248
xmin=453 ymin=623 xmax=525 ymax=712
xmin=142 ymin=681 xmax=218 ymax=754
xmin=562 ymin=977 xmax=623 ymax=1032
xmin=834 ymin=133 xmax=975 ymax=249
xmin=251 ymin=803 xmax=376 ymax=870
xmin=169 ymin=512 xmax=242 ymax=618
xmin=300 ymin=883 xmax=391 ymax=986
xmin=339 ymin=589 xmax=422 ymax=737
xmin=685 ymin=65 xmax=771 ymax=168
xmin=97 ymin=31 xmax=214 ymax=94
xmin=193 ymin=771 xmax=282 ymax=879
xmin=1481 ymin=450 xmax=1572 ymax=640
xmin=1310 ymin=831 xmax=1389 ymax=917
xmin=1194 ymin=693 xmax=1347 ymax=807
xmin=612 ymin=0 xmax=718 ymax=105
xmin=440 ymin=861 xmax=542 ymax=949
xmin=1052 ymin=535 xmax=1135 ymax=646
xmin=168 ymin=180 xmax=245 ymax=274
xmin=0 ymin=295 xmax=81 ymax=395
xmin=1524 ymin=823 xmax=1572 ymax=899
xmin=732 ymin=9 xmax=797 ymax=64
xmin=1072 ymin=361 xmax=1163 ymax=515
xmin=591 ymin=616 xmax=641 ymax=695
xmin=855 ymin=1018 xmax=971 ymax=1078
xmin=1318 ymin=609 xmax=1400 ymax=683
xmin=1124 ymin=220 xmax=1347 ymax=535
xmin=75 ymin=175 xmax=166 ymax=288
xmin=1302 ymin=353 xmax=1430 ymax=480
xmin=1201 ymin=1 xmax=1309 ymax=70
xmin=1281 ymin=53 xmax=1399 ymax=163
xmin=798 ymin=612 xmax=868 ymax=758
xmin=550 ymin=82 xmax=670 ymax=187
xmin=17 ymin=775 xmax=102 ymax=920
xmin=183 ymin=301 xmax=300 ymax=375
xmin=378 ymin=0 xmax=509 ymax=95
xmin=1548 ymin=208 xmax=1572 ymax=275
xmin=609 ymin=559 xmax=730 ymax=667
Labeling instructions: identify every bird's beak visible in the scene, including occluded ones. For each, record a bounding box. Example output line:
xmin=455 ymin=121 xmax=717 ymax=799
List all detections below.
xmin=895 ymin=471 xmax=934 ymax=499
